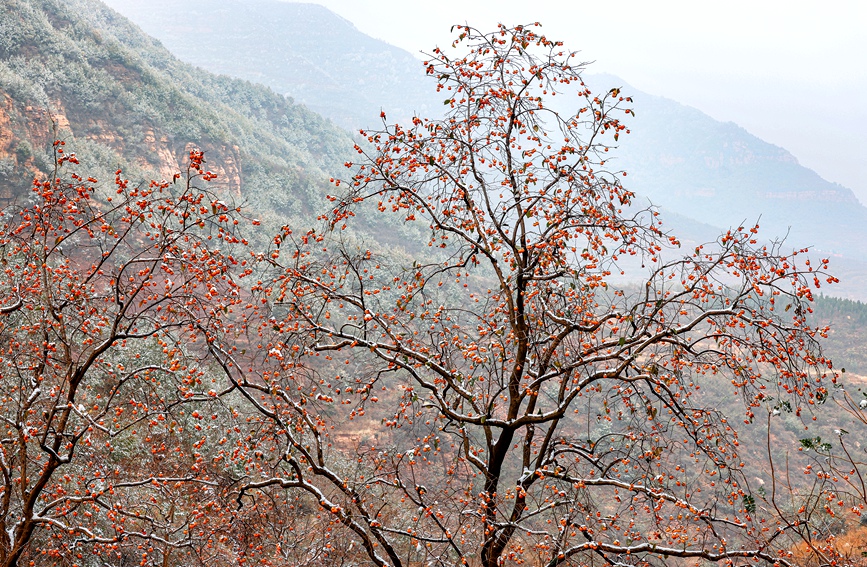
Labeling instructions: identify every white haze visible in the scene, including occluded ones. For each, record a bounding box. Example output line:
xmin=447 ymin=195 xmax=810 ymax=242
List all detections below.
xmin=290 ymin=0 xmax=866 ymax=204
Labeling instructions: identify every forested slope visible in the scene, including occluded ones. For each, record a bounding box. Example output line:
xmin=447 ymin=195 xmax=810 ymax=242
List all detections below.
xmin=0 ymin=0 xmax=354 ymax=230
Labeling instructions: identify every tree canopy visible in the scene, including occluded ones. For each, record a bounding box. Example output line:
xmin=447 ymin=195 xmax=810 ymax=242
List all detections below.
xmin=225 ymin=24 xmax=840 ymax=567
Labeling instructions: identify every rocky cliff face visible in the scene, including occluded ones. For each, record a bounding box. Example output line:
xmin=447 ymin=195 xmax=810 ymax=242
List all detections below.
xmin=0 ymin=93 xmax=246 ymax=200
xmin=0 ymin=96 xmax=39 ymax=199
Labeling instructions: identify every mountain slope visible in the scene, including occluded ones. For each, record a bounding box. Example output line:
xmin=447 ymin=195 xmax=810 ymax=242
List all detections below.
xmin=100 ymin=0 xmax=440 ymax=131
xmin=96 ymin=0 xmax=867 ymax=262
xmin=0 ymin=0 xmax=355 ymax=228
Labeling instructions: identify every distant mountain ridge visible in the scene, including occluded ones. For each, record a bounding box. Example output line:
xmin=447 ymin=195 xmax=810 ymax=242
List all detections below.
xmin=101 ymin=0 xmax=441 ymax=131
xmin=587 ymin=74 xmax=867 ymax=257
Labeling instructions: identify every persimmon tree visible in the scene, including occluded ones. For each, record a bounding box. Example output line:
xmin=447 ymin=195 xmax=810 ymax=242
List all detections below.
xmin=0 ymin=143 xmax=251 ymax=566
xmin=222 ymin=24 xmax=839 ymax=567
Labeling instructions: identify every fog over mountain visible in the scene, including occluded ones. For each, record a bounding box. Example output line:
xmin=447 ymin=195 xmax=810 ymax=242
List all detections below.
xmin=587 ymin=74 xmax=866 ymax=258
xmin=291 ymin=0 xmax=867 ymax=206
xmin=99 ymin=0 xmax=867 ymax=297
xmin=7 ymin=0 xmax=863 ymax=296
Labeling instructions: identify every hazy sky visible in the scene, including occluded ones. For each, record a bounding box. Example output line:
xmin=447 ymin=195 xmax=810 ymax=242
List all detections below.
xmin=289 ymin=0 xmax=866 ymax=202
